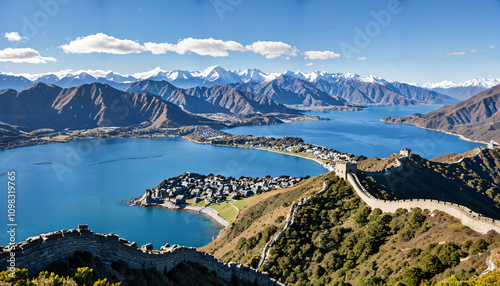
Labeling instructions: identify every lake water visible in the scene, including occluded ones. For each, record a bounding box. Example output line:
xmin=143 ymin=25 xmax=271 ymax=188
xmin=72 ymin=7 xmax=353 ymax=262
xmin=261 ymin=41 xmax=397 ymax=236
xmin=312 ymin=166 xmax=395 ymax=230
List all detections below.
xmin=227 ymin=105 xmax=482 ymax=159
xmin=0 ymin=137 xmax=326 ymax=247
xmin=0 ymin=105 xmax=482 ymax=248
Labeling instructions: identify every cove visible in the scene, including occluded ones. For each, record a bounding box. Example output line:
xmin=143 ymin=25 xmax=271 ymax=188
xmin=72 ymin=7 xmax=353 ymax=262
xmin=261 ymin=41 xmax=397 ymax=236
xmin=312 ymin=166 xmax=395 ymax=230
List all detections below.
xmin=226 ymin=105 xmax=482 ymax=159
xmin=0 ymin=137 xmax=326 ymax=248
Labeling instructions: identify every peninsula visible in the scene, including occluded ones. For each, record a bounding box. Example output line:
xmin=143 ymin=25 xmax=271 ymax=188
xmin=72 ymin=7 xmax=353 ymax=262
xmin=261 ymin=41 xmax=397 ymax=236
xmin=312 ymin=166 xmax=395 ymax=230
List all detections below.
xmin=127 ymin=172 xmax=305 ymax=226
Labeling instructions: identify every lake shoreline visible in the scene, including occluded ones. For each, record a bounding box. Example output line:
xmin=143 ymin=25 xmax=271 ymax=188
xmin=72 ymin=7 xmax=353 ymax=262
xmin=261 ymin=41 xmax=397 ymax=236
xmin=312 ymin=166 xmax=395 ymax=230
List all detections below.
xmin=381 ymin=119 xmax=491 ymax=146
xmin=188 ymin=140 xmax=334 ymax=173
xmin=129 ymin=199 xmax=230 ymax=227
xmin=0 ymin=113 xmax=327 ymax=151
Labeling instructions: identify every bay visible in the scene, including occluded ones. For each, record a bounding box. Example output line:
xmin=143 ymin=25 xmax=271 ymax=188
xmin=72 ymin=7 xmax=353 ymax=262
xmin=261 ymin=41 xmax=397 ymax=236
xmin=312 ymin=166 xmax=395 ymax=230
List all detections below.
xmin=0 ymin=137 xmax=326 ymax=247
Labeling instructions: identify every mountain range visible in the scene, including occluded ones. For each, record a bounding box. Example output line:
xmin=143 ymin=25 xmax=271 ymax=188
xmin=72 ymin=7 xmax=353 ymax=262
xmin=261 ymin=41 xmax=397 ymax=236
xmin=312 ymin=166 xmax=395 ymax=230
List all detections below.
xmin=383 ymin=84 xmax=500 ymax=143
xmin=124 ymin=80 xmax=298 ymax=114
xmin=0 ymin=82 xmax=208 ymax=132
xmin=231 ymin=75 xmax=348 ymax=108
xmin=0 ymin=66 xmax=461 ymax=106
xmin=420 ymin=78 xmax=500 ymax=100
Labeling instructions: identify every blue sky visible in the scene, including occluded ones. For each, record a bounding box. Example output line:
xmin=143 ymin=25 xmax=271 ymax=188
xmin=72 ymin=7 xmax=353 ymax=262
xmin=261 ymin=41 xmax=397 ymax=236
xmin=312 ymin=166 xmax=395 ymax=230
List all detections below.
xmin=0 ymin=0 xmax=498 ymax=83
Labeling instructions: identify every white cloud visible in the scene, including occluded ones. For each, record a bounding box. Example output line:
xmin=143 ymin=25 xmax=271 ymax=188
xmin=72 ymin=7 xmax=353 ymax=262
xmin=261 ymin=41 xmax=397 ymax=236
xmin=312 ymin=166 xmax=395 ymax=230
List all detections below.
xmin=3 ymin=32 xmax=27 ymax=42
xmin=175 ymin=37 xmax=245 ymax=57
xmin=306 ymin=63 xmax=313 ymax=66
xmin=246 ymin=41 xmax=298 ymax=59
xmin=470 ymin=49 xmax=478 ymax=53
xmin=446 ymin=51 xmax=466 ymax=56
xmin=303 ymin=50 xmax=340 ymax=60
xmin=60 ymin=33 xmax=302 ymax=59
xmin=490 ymin=45 xmax=495 ymax=49
xmin=144 ymin=38 xmax=245 ymax=57
xmin=61 ymin=33 xmax=145 ymax=54
xmin=357 ymin=56 xmax=367 ymax=61
xmin=62 ymin=34 xmax=246 ymax=57
xmin=143 ymin=42 xmax=179 ymax=55
xmin=0 ymin=48 xmax=56 ymax=63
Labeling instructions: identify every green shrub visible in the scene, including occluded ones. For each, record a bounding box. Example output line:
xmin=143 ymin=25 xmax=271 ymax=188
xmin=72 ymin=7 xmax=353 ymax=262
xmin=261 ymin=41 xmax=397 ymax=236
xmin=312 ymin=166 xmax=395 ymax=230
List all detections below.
xmin=407 ymin=209 xmax=426 ymax=229
xmin=401 ymin=267 xmax=425 ymax=286
xmin=420 ymin=254 xmax=443 ymax=276
xmin=73 ymin=267 xmax=93 ymax=286
xmin=470 ymin=239 xmax=489 ymax=254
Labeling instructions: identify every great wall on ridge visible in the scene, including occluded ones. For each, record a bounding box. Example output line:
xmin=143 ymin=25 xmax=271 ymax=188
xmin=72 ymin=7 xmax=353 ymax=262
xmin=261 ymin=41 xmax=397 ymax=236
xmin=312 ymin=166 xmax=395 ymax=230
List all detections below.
xmin=342 ymin=148 xmax=500 ymax=235
xmin=0 ymin=225 xmax=282 ymax=285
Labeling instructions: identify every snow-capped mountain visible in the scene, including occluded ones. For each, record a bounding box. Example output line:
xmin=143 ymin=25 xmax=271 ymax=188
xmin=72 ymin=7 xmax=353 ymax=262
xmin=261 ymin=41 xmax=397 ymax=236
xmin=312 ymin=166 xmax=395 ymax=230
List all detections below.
xmin=422 ymin=78 xmax=500 ymax=89
xmin=1 ymin=66 xmax=494 ymax=105
xmin=194 ymin=65 xmax=243 ymax=87
xmin=236 ymin=68 xmax=279 ymax=83
xmin=421 ymin=80 xmax=457 ymax=90
xmin=104 ymin=72 xmax=137 ymax=83
xmin=421 ymin=78 xmax=500 ymax=100
xmin=133 ymin=66 xmax=242 ymax=88
xmin=0 ymin=73 xmax=33 ymax=91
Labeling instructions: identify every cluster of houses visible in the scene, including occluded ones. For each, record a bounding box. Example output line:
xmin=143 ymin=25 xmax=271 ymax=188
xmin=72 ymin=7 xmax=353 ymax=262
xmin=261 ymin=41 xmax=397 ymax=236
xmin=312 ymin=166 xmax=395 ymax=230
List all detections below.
xmin=284 ymin=143 xmax=354 ymax=163
xmin=240 ymin=139 xmax=355 ymax=170
xmin=146 ymin=172 xmax=304 ymax=206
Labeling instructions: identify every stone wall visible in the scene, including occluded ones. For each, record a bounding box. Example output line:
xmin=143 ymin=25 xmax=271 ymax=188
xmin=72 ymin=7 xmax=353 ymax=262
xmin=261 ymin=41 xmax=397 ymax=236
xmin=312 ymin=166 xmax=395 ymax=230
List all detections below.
xmin=347 ymin=173 xmax=500 ymax=234
xmin=0 ymin=226 xmax=282 ymax=286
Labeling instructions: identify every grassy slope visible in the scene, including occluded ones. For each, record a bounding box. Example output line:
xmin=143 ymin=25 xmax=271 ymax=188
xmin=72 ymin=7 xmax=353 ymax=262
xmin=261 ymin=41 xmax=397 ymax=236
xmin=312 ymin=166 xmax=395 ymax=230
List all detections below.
xmin=199 ymin=174 xmax=327 ymax=262
xmin=261 ymin=173 xmax=500 ymax=285
xmin=209 ymin=202 xmax=239 ymax=223
xmin=356 ymin=153 xmax=402 ymax=172
xmin=430 ymin=146 xmax=484 ymax=164
xmin=187 ymin=193 xmax=281 ymax=223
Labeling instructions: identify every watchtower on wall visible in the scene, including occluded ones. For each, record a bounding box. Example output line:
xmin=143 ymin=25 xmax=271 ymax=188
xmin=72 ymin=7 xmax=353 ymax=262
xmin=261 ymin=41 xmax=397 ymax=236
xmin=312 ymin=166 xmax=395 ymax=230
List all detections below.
xmin=400 ymin=148 xmax=412 ymax=157
xmin=487 ymin=141 xmax=495 ymax=149
xmin=335 ymin=162 xmax=357 ymax=180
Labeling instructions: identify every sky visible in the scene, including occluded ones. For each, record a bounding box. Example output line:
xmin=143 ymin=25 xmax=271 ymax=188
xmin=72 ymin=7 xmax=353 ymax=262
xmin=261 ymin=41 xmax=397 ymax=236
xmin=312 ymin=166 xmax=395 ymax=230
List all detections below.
xmin=0 ymin=0 xmax=498 ymax=83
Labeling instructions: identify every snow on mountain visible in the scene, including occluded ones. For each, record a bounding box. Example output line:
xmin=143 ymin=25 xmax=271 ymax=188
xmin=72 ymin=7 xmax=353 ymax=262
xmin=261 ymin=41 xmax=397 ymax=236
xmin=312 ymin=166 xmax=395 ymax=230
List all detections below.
xmin=0 ymin=73 xmax=33 ymax=91
xmin=420 ymin=78 xmax=500 ymax=100
xmin=422 ymin=78 xmax=500 ymax=89
xmin=460 ymin=78 xmax=500 ymax=88
xmin=166 ymin=70 xmax=194 ymax=81
xmin=421 ymin=80 xmax=457 ymax=89
xmin=279 ymin=70 xmax=387 ymax=86
xmin=236 ymin=68 xmax=279 ymax=83
xmin=2 ymin=67 xmax=499 ymax=102
xmin=133 ymin=66 xmax=242 ymax=88
xmin=133 ymin=67 xmax=169 ymax=81
xmin=334 ymin=73 xmax=387 ymax=85
xmin=300 ymin=71 xmax=333 ymax=83
xmin=104 ymin=72 xmax=137 ymax=82
xmin=195 ymin=65 xmax=243 ymax=86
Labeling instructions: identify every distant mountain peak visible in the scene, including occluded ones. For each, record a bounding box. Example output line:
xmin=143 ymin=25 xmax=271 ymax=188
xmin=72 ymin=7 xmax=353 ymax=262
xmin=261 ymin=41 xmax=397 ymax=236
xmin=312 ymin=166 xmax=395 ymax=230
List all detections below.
xmin=421 ymin=78 xmax=500 ymax=100
xmin=423 ymin=78 xmax=500 ymax=89
xmin=133 ymin=67 xmax=168 ymax=80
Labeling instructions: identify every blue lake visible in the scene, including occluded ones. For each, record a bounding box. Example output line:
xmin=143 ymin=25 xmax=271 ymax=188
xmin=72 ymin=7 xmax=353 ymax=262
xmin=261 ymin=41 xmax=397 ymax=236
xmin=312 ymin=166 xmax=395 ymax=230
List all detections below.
xmin=0 ymin=105 xmax=482 ymax=248
xmin=0 ymin=137 xmax=326 ymax=247
xmin=227 ymin=105 xmax=482 ymax=159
